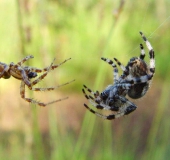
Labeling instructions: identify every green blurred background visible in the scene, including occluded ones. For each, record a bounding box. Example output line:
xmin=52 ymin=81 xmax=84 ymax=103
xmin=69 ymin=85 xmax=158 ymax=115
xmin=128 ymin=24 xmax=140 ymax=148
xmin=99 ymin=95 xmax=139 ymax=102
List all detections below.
xmin=0 ymin=0 xmax=170 ymax=159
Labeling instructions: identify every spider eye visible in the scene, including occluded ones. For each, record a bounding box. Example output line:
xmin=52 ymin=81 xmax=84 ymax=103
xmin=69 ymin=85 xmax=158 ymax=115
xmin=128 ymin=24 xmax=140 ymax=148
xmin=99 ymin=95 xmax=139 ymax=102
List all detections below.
xmin=28 ymin=72 xmax=37 ymax=78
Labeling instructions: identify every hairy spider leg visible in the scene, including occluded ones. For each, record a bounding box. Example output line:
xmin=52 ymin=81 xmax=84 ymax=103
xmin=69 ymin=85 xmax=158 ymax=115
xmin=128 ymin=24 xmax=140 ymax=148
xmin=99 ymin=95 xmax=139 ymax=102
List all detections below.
xmin=83 ymin=96 xmax=137 ymax=120
xmin=20 ymin=81 xmax=68 ymax=107
xmin=84 ymin=103 xmax=119 ymax=119
xmin=82 ymin=87 xmax=105 ymax=109
xmin=18 ymin=67 xmax=32 ymax=87
xmin=122 ymin=74 xmax=153 ymax=86
xmin=140 ymin=31 xmax=155 ymax=76
xmin=17 ymin=55 xmax=34 ymax=66
xmin=114 ymin=83 xmax=132 ymax=89
xmin=113 ymin=58 xmax=131 ymax=79
xmin=32 ymin=79 xmax=75 ymax=91
xmin=83 ymin=85 xmax=118 ymax=111
xmin=29 ymin=58 xmax=56 ymax=87
xmin=139 ymin=44 xmax=145 ymax=59
xmin=101 ymin=57 xmax=119 ymax=83
xmin=27 ymin=58 xmax=75 ymax=91
xmin=28 ymin=58 xmax=71 ymax=73
xmin=83 ymin=105 xmax=128 ymax=120
xmin=17 ymin=57 xmax=71 ymax=73
xmin=82 ymin=85 xmax=104 ymax=108
xmin=83 ymin=85 xmax=99 ymax=97
xmin=82 ymin=89 xmax=103 ymax=109
xmin=82 ymin=85 xmax=101 ymax=104
xmin=113 ymin=58 xmax=126 ymax=71
xmin=82 ymin=88 xmax=109 ymax=110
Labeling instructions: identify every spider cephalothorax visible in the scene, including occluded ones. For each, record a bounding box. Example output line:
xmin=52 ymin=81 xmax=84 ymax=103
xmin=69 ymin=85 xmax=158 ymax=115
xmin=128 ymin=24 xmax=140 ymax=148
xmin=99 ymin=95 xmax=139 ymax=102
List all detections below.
xmin=82 ymin=31 xmax=155 ymax=119
xmin=0 ymin=55 xmax=74 ymax=106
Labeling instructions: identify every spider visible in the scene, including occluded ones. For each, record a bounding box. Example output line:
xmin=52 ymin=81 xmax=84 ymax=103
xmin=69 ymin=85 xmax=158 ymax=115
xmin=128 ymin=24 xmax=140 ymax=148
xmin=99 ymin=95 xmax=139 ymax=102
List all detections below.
xmin=82 ymin=31 xmax=155 ymax=120
xmin=0 ymin=55 xmax=75 ymax=106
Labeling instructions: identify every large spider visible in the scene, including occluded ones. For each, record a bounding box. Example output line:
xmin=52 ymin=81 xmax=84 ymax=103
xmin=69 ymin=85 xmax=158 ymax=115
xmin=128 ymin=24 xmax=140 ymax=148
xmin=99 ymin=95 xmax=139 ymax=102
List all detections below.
xmin=82 ymin=31 xmax=155 ymax=119
xmin=0 ymin=55 xmax=74 ymax=106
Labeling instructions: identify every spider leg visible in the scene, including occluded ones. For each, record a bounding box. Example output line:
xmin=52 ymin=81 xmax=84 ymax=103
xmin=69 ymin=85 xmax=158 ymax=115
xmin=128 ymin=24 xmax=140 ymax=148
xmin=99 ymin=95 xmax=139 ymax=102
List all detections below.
xmin=140 ymin=31 xmax=155 ymax=76
xmin=82 ymin=88 xmax=91 ymax=100
xmin=82 ymin=88 xmax=103 ymax=110
xmin=139 ymin=44 xmax=145 ymax=59
xmin=113 ymin=58 xmax=130 ymax=79
xmin=82 ymin=85 xmax=113 ymax=110
xmin=83 ymin=85 xmax=99 ymax=97
xmin=113 ymin=58 xmax=126 ymax=71
xmin=31 ymin=79 xmax=75 ymax=91
xmin=28 ymin=58 xmax=71 ymax=73
xmin=84 ymin=103 xmax=125 ymax=119
xmin=20 ymin=81 xmax=68 ymax=107
xmin=17 ymin=55 xmax=34 ymax=66
xmin=101 ymin=57 xmax=119 ymax=83
xmin=84 ymin=103 xmax=118 ymax=119
xmin=84 ymin=97 xmax=137 ymax=120
xmin=114 ymin=83 xmax=132 ymax=89
xmin=18 ymin=66 xmax=32 ymax=87
xmin=30 ymin=58 xmax=56 ymax=87
xmin=82 ymin=85 xmax=119 ymax=111
xmin=122 ymin=74 xmax=153 ymax=86
xmin=82 ymin=85 xmax=105 ymax=110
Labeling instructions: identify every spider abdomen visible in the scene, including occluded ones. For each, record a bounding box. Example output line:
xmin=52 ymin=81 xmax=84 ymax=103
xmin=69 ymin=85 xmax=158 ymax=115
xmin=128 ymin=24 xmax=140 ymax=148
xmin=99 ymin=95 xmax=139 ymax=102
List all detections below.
xmin=128 ymin=82 xmax=149 ymax=99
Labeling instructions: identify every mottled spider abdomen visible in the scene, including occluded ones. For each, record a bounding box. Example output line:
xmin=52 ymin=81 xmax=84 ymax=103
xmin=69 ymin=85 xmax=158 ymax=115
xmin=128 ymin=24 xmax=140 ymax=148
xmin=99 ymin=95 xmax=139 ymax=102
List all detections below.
xmin=128 ymin=82 xmax=149 ymax=99
xmin=126 ymin=57 xmax=150 ymax=99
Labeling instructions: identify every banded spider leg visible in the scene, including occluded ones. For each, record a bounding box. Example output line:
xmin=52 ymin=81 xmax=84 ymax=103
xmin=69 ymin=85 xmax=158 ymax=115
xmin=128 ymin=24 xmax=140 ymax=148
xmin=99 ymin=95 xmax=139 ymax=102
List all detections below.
xmin=19 ymin=57 xmax=75 ymax=106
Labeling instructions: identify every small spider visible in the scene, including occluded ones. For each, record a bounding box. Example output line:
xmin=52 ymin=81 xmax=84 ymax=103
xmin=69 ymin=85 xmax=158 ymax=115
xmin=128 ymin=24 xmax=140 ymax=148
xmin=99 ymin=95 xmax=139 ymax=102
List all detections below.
xmin=0 ymin=55 xmax=74 ymax=106
xmin=82 ymin=31 xmax=155 ymax=119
